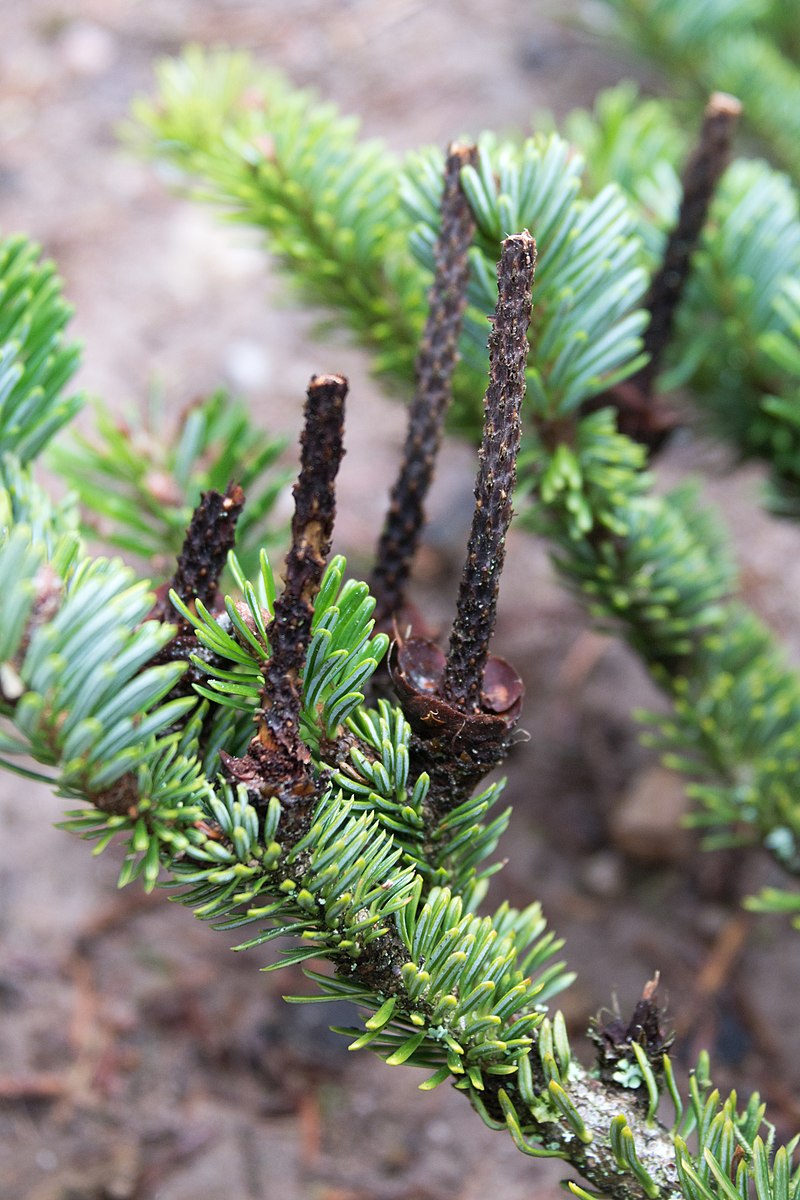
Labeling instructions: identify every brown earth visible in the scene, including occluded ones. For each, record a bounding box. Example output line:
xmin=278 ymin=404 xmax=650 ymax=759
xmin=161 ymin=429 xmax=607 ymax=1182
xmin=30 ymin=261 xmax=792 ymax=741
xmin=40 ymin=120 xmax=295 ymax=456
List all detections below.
xmin=1 ymin=2 xmax=799 ymax=1198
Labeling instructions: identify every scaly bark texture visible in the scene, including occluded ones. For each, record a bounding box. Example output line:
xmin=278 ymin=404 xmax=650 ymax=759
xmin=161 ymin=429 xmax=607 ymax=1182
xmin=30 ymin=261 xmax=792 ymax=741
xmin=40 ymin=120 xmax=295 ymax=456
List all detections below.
xmin=263 ymin=373 xmax=348 ymax=705
xmin=389 ymin=233 xmax=533 ymax=819
xmin=147 ymin=481 xmax=246 ymax=702
xmin=151 ymin=480 xmax=245 ymax=623
xmin=371 ymin=142 xmax=478 ymax=627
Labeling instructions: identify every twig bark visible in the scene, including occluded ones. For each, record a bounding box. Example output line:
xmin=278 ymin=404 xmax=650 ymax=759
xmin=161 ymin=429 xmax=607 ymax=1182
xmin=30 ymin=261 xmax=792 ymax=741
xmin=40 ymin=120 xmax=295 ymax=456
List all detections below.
xmin=640 ymin=92 xmax=742 ymax=391
xmin=389 ymin=233 xmax=534 ymax=816
xmin=371 ymin=142 xmax=478 ymax=628
xmin=151 ymin=481 xmax=245 ymax=623
xmin=260 ymin=372 xmax=347 ymax=732
xmin=593 ymin=92 xmax=742 ymax=451
xmin=442 ymin=231 xmax=535 ymax=708
xmin=223 ymin=374 xmax=348 ymax=826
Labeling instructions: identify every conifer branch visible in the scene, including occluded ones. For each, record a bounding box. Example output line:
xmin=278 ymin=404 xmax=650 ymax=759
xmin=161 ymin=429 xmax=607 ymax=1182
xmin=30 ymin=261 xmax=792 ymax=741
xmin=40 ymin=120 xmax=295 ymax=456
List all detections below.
xmin=6 ymin=70 xmax=800 ymax=1200
xmin=50 ymin=391 xmax=287 ymax=577
xmin=371 ymin=141 xmax=478 ymax=627
xmin=3 ymin=228 xmax=800 ymax=1200
xmin=128 ymin=49 xmax=425 ymax=389
xmin=131 ymin=51 xmax=800 ymax=885
xmin=567 ymin=87 xmax=800 ymax=507
xmin=597 ymin=0 xmax=800 ymax=184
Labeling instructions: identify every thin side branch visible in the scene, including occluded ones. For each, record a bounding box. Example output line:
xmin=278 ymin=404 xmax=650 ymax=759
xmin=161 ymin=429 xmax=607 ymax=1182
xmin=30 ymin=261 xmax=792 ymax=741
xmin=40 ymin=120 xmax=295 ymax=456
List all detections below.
xmin=224 ymin=374 xmax=347 ymax=820
xmin=387 ymin=234 xmax=533 ymax=815
xmin=261 ymin=372 xmax=348 ymax=718
xmin=640 ymin=91 xmax=742 ymax=388
xmin=371 ymin=142 xmax=478 ymax=627
xmin=442 ymin=231 xmax=535 ymax=709
xmin=592 ymin=92 xmax=742 ymax=450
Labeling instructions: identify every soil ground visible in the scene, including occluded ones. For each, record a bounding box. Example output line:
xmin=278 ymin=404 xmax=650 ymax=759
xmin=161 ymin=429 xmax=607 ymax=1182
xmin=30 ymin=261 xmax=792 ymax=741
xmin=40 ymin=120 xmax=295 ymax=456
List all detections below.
xmin=1 ymin=3 xmax=799 ymax=1198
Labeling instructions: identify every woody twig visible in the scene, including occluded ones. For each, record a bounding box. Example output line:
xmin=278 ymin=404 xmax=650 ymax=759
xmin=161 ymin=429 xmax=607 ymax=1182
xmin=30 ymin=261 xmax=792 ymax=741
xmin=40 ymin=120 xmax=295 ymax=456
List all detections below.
xmin=594 ymin=93 xmax=742 ymax=450
xmin=222 ymin=374 xmax=347 ymax=827
xmin=391 ymin=233 xmax=535 ymax=816
xmin=371 ymin=141 xmax=478 ymax=629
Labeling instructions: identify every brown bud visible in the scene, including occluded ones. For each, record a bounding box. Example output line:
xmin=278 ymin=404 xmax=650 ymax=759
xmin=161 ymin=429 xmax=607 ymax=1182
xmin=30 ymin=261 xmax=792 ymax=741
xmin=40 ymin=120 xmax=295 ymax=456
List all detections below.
xmin=390 ymin=636 xmax=523 ymax=744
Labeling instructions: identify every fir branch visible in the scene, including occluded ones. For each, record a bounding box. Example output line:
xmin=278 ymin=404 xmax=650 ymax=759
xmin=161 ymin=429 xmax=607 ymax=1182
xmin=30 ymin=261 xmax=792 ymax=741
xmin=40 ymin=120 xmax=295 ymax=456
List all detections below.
xmin=135 ymin=55 xmax=650 ymax=443
xmin=132 ymin=52 xmax=795 ymax=521
xmin=406 ymin=134 xmax=648 ymax=429
xmin=596 ymin=0 xmax=800 ymax=183
xmin=409 ymin=110 xmax=800 ymax=876
xmin=0 ymin=508 xmax=196 ymax=823
xmin=371 ymin=141 xmax=478 ymax=627
xmin=567 ymin=89 xmax=800 ymax=511
xmin=6 ymin=93 xmax=800 ymax=1200
xmin=668 ymin=157 xmax=800 ymax=486
xmin=709 ymin=29 xmax=800 ymax=181
xmin=560 ymin=85 xmax=798 ymax=502
xmin=129 ymin=48 xmax=425 ymax=390
xmin=0 ymin=236 xmax=83 ymax=463
xmin=130 ymin=56 xmax=800 ymax=879
xmin=562 ymin=83 xmax=686 ymax=262
xmin=4 ymin=423 xmax=800 ymax=1200
xmin=523 ymin=410 xmax=800 ymax=879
